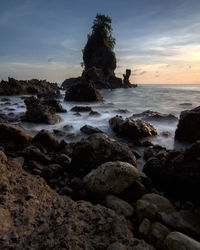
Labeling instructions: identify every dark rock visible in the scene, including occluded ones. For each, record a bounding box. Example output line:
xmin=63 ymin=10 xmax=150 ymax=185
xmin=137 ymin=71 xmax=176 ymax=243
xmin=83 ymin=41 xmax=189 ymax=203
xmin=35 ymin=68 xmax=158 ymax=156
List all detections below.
xmin=53 ymin=129 xmax=66 ymax=137
xmin=143 ymin=141 xmax=200 ymax=201
xmin=123 ymin=69 xmax=134 ymax=88
xmin=161 ymin=210 xmax=200 ymax=241
xmin=63 ymin=125 xmax=73 ymax=131
xmin=115 ymin=109 xmax=130 ymax=114
xmin=41 ymin=99 xmax=66 ymax=113
xmin=130 ymin=110 xmax=178 ymax=122
xmin=59 ymin=186 xmax=74 ymax=196
xmin=61 ymin=77 xmax=82 ymax=89
xmin=80 ymin=125 xmax=103 ymax=135
xmin=109 ymin=116 xmax=157 ymax=140
xmin=70 ymin=106 xmax=92 ymax=112
xmin=74 ymin=112 xmax=81 ymax=116
xmin=0 ymin=77 xmax=59 ymax=96
xmin=89 ymin=110 xmax=101 ymax=116
xmin=64 ymin=81 xmax=104 ymax=102
xmin=71 ymin=133 xmax=137 ymax=173
xmin=33 ymin=130 xmax=59 ymax=153
xmin=24 ymin=96 xmax=62 ymax=124
xmin=175 ymin=106 xmax=200 ymax=143
xmin=66 ymin=133 xmax=80 ymax=140
xmin=0 ymin=123 xmax=33 ymax=149
xmin=43 ymin=164 xmax=63 ymax=179
xmin=37 ymin=90 xmax=61 ymax=99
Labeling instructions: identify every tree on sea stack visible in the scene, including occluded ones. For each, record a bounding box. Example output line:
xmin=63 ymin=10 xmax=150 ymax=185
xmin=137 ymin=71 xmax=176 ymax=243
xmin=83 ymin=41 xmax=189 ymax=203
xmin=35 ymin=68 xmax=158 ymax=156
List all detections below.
xmin=82 ymin=14 xmax=120 ymax=87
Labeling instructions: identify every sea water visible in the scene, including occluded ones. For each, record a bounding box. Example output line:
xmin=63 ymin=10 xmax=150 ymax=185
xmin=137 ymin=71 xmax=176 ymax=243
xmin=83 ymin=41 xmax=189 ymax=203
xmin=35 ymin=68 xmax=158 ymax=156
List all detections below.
xmin=1 ymin=84 xmax=200 ymax=150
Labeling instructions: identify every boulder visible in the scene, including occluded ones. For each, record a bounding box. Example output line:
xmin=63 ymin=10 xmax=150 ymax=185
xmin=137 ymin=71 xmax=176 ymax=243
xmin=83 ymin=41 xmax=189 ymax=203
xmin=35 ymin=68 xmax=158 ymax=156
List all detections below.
xmin=41 ymin=99 xmax=66 ymax=113
xmin=71 ymin=133 xmax=137 ymax=172
xmin=84 ymin=161 xmax=141 ymax=196
xmin=143 ymin=141 xmax=200 ymax=201
xmin=0 ymin=123 xmax=33 ymax=148
xmin=0 ymin=150 xmax=7 ymax=164
xmin=24 ymin=96 xmax=62 ymax=124
xmin=64 ymin=81 xmax=104 ymax=102
xmin=109 ymin=116 xmax=157 ymax=140
xmin=104 ymin=195 xmax=134 ymax=217
xmin=33 ymin=130 xmax=59 ymax=152
xmin=175 ymin=106 xmax=200 ymax=143
xmin=164 ymin=232 xmax=200 ymax=250
xmin=62 ymin=77 xmax=82 ymax=89
xmin=80 ymin=125 xmax=103 ymax=135
xmin=138 ymin=218 xmax=151 ymax=238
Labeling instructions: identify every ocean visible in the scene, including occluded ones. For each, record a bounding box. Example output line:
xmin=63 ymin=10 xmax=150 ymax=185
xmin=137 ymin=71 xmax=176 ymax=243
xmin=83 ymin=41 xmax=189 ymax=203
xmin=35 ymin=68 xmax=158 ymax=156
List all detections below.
xmin=1 ymin=84 xmax=200 ymax=150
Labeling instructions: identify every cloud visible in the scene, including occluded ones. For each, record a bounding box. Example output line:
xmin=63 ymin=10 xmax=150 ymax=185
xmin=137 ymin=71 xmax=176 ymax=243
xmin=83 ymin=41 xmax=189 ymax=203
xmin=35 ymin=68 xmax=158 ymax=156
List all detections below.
xmin=60 ymin=39 xmax=78 ymax=50
xmin=139 ymin=71 xmax=147 ymax=75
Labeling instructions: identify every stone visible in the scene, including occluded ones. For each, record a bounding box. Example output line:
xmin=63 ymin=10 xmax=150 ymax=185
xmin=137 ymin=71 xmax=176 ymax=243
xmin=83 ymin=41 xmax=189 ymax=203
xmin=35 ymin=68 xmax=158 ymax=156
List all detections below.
xmin=84 ymin=161 xmax=140 ymax=196
xmin=0 ymin=123 xmax=33 ymax=148
xmin=136 ymin=200 xmax=158 ymax=221
xmin=104 ymin=195 xmax=134 ymax=217
xmin=41 ymin=98 xmax=66 ymax=113
xmin=164 ymin=232 xmax=200 ymax=250
xmin=109 ymin=116 xmax=157 ymax=140
xmin=148 ymin=222 xmax=171 ymax=249
xmin=64 ymin=81 xmax=104 ymax=102
xmin=70 ymin=106 xmax=92 ymax=112
xmin=175 ymin=106 xmax=200 ymax=143
xmin=33 ymin=130 xmax=59 ymax=152
xmin=138 ymin=218 xmax=151 ymax=238
xmin=71 ymin=133 xmax=137 ymax=173
xmin=140 ymin=193 xmax=175 ymax=214
xmin=107 ymin=242 xmax=127 ymax=250
xmin=80 ymin=125 xmax=103 ymax=135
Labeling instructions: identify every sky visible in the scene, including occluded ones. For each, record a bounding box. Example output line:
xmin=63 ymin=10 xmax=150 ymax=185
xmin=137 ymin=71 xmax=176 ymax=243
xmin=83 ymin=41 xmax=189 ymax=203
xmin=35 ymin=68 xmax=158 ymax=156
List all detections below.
xmin=0 ymin=0 xmax=200 ymax=84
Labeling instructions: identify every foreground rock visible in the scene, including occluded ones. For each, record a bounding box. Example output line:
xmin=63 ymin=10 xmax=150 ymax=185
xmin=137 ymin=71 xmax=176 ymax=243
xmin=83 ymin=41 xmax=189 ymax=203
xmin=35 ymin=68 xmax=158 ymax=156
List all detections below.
xmin=24 ymin=96 xmax=62 ymax=124
xmin=0 ymin=77 xmax=59 ymax=96
xmin=71 ymin=133 xmax=137 ymax=173
xmin=175 ymin=106 xmax=200 ymax=143
xmin=0 ymin=154 xmax=154 ymax=249
xmin=109 ymin=116 xmax=157 ymax=140
xmin=0 ymin=123 xmax=33 ymax=149
xmin=143 ymin=141 xmax=200 ymax=201
xmin=64 ymin=81 xmax=104 ymax=102
xmin=80 ymin=125 xmax=103 ymax=135
xmin=164 ymin=232 xmax=200 ymax=250
xmin=84 ymin=161 xmax=140 ymax=196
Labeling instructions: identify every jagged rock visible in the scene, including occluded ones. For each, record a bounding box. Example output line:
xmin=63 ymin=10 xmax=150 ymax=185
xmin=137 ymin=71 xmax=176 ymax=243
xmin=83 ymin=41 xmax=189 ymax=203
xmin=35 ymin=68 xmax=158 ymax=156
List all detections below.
xmin=24 ymin=96 xmax=62 ymax=124
xmin=80 ymin=125 xmax=103 ymax=135
xmin=62 ymin=77 xmax=82 ymax=89
xmin=41 ymin=98 xmax=66 ymax=113
xmin=130 ymin=110 xmax=178 ymax=122
xmin=0 ymin=77 xmax=59 ymax=96
xmin=143 ymin=141 xmax=200 ymax=201
xmin=104 ymin=195 xmax=134 ymax=217
xmin=123 ymin=69 xmax=133 ymax=88
xmin=109 ymin=116 xmax=157 ymax=140
xmin=0 ymin=154 xmax=154 ymax=249
xmin=64 ymin=81 xmax=104 ymax=102
xmin=175 ymin=106 xmax=200 ymax=143
xmin=70 ymin=106 xmax=92 ymax=112
xmin=71 ymin=133 xmax=137 ymax=173
xmin=164 ymin=232 xmax=200 ymax=250
xmin=0 ymin=123 xmax=33 ymax=149
xmin=84 ymin=161 xmax=140 ymax=196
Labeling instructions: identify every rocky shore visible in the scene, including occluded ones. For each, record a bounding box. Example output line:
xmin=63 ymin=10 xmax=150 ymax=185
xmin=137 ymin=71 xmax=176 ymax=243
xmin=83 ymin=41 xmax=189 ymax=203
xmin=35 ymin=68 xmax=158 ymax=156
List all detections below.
xmin=0 ymin=80 xmax=200 ymax=249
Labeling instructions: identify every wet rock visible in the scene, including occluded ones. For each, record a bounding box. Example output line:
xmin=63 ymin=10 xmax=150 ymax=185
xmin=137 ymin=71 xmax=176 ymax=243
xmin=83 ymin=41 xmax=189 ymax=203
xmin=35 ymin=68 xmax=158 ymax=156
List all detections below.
xmin=66 ymin=133 xmax=80 ymax=140
xmin=41 ymin=98 xmax=66 ymax=113
xmin=64 ymin=81 xmax=104 ymax=102
xmin=33 ymin=130 xmax=59 ymax=152
xmin=161 ymin=210 xmax=200 ymax=240
xmin=109 ymin=116 xmax=157 ymax=140
xmin=63 ymin=124 xmax=73 ymax=131
xmin=71 ymin=133 xmax=137 ymax=172
xmin=84 ymin=161 xmax=140 ymax=196
xmin=175 ymin=106 xmax=200 ymax=143
xmin=53 ymin=129 xmax=66 ymax=137
xmin=37 ymin=91 xmax=61 ymax=99
xmin=143 ymin=141 xmax=200 ymax=201
xmin=24 ymin=96 xmax=62 ymax=124
xmin=21 ymin=145 xmax=51 ymax=164
xmin=115 ymin=109 xmax=130 ymax=114
xmin=164 ymin=232 xmax=200 ymax=250
xmin=62 ymin=76 xmax=82 ymax=89
xmin=104 ymin=195 xmax=134 ymax=217
xmin=70 ymin=106 xmax=92 ymax=112
xmin=130 ymin=110 xmax=178 ymax=122
xmin=0 ymin=123 xmax=33 ymax=149
xmin=80 ymin=125 xmax=103 ymax=135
